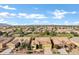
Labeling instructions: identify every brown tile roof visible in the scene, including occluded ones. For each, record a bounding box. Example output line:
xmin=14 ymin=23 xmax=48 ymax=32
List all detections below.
xmin=0 ymin=37 xmax=14 ymax=44
xmin=70 ymin=37 xmax=79 ymax=46
xmin=51 ymin=37 xmax=71 ymax=45
xmin=35 ymin=37 xmax=51 ymax=44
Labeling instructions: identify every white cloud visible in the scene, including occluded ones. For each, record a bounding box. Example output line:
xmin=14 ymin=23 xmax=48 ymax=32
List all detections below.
xmin=0 ymin=19 xmax=18 ymax=25
xmin=0 ymin=5 xmax=16 ymax=10
xmin=52 ymin=9 xmax=77 ymax=19
xmin=0 ymin=19 xmax=8 ymax=23
xmin=0 ymin=12 xmax=9 ymax=17
xmin=33 ymin=20 xmax=39 ymax=24
xmin=74 ymin=21 xmax=79 ymax=25
xmin=18 ymin=13 xmax=27 ymax=18
xmin=64 ymin=21 xmax=79 ymax=25
xmin=64 ymin=21 xmax=69 ymax=25
xmin=8 ymin=22 xmax=18 ymax=25
xmin=28 ymin=14 xmax=47 ymax=19
xmin=18 ymin=13 xmax=47 ymax=19
xmin=0 ymin=12 xmax=47 ymax=19
xmin=10 ymin=13 xmax=16 ymax=16
xmin=0 ymin=12 xmax=16 ymax=18
xmin=32 ymin=20 xmax=50 ymax=25
xmin=52 ymin=9 xmax=66 ymax=19
xmin=69 ymin=11 xmax=77 ymax=14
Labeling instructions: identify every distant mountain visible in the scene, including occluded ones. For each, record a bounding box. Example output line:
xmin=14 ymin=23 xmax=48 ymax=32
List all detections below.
xmin=0 ymin=23 xmax=11 ymax=27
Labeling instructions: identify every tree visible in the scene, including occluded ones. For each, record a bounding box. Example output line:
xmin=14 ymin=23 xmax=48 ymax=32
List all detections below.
xmin=54 ymin=27 xmax=57 ymax=31
xmin=50 ymin=31 xmax=57 ymax=36
xmin=62 ymin=32 xmax=66 ymax=34
xmin=27 ymin=37 xmax=32 ymax=50
xmin=70 ymin=32 xmax=79 ymax=36
xmin=3 ymin=32 xmax=8 ymax=37
xmin=20 ymin=42 xmax=27 ymax=49
xmin=31 ymin=26 xmax=35 ymax=32
xmin=44 ymin=29 xmax=50 ymax=35
xmin=39 ymin=42 xmax=42 ymax=49
xmin=15 ymin=28 xmax=25 ymax=37
xmin=68 ymin=34 xmax=74 ymax=39
xmin=0 ymin=31 xmax=3 ymax=36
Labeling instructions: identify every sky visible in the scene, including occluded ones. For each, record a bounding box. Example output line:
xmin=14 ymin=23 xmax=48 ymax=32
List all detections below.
xmin=0 ymin=4 xmax=79 ymax=25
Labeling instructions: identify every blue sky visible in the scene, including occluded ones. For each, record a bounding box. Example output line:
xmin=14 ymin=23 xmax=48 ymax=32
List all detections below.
xmin=0 ymin=4 xmax=79 ymax=25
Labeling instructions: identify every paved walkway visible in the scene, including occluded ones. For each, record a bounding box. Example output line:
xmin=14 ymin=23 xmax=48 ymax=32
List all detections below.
xmin=58 ymin=48 xmax=68 ymax=55
xmin=44 ymin=48 xmax=52 ymax=54
xmin=0 ymin=48 xmax=13 ymax=55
